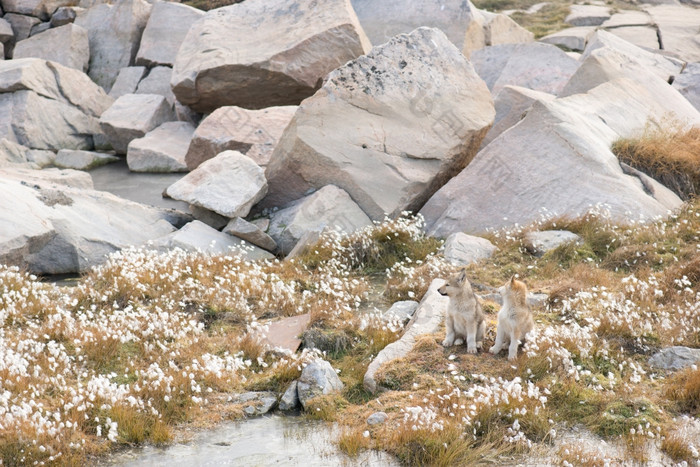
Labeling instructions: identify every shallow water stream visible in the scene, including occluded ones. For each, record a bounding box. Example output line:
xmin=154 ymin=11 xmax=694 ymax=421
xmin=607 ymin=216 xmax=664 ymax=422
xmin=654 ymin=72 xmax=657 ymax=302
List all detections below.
xmin=102 ymin=414 xmax=398 ymax=467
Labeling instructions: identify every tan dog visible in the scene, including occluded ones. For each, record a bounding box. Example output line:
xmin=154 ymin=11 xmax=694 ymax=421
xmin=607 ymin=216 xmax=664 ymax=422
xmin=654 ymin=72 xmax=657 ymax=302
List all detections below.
xmin=438 ymin=269 xmax=485 ymax=353
xmin=489 ymin=276 xmax=534 ymax=361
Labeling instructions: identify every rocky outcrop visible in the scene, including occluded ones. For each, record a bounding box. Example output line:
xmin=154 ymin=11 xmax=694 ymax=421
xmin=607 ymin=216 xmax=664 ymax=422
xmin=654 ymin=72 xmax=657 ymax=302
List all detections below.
xmin=109 ymin=66 xmax=146 ymax=99
xmin=185 ymin=105 xmax=297 ymax=170
xmin=165 ymin=150 xmax=267 ymax=219
xmin=230 ymin=392 xmax=277 ymax=417
xmin=135 ymin=1 xmax=203 ymax=68
xmin=171 ymin=0 xmax=370 ymax=112
xmin=75 ymin=0 xmax=152 ymax=91
xmin=442 ymin=232 xmax=497 ymax=266
xmin=673 ymin=63 xmax=700 ymax=112
xmin=471 ymin=42 xmax=580 ymax=96
xmin=463 ymin=7 xmax=534 ymax=57
xmin=12 ymin=23 xmax=89 ymax=72
xmin=126 ymin=121 xmax=194 ymax=173
xmin=262 ymin=27 xmax=494 ymax=220
xmin=565 ymin=5 xmax=611 ymax=27
xmin=297 ymin=360 xmax=344 ymax=409
xmin=54 ymin=149 xmax=118 ymax=170
xmin=649 ymin=347 xmax=700 ymax=371
xmin=364 ymin=278 xmax=448 ymax=393
xmin=420 ymin=76 xmax=697 ymax=236
xmin=135 ymin=66 xmax=175 ymax=105
xmin=267 ymin=185 xmax=373 ymax=255
xmin=2 ymin=0 xmax=75 ymax=21
xmin=0 ymin=167 xmax=176 ymax=274
xmin=645 ymin=5 xmax=700 ymax=62
xmin=99 ymin=93 xmax=175 ymax=154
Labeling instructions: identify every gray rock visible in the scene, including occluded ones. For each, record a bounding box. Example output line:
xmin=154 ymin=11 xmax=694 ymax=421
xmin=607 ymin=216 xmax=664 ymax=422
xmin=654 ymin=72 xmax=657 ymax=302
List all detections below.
xmin=99 ymin=93 xmax=175 ymax=154
xmin=165 ymin=150 xmax=267 ymax=219
xmin=565 ymin=5 xmax=611 ymax=26
xmin=185 ymin=105 xmax=297 ymax=170
xmin=251 ymin=218 xmax=270 ymax=232
xmin=29 ymin=22 xmax=51 ymax=37
xmin=223 ymin=217 xmax=277 ymax=252
xmin=230 ymin=392 xmax=277 ymax=417
xmin=524 ymin=230 xmax=583 ymax=256
xmin=2 ymin=0 xmax=75 ymax=21
xmin=0 ymin=167 xmax=176 ymax=274
xmin=472 ymin=42 xmax=579 ymax=97
xmin=75 ymin=0 xmax=152 ymax=91
xmin=188 ymin=205 xmax=229 ymax=231
xmin=135 ymin=66 xmax=175 ymax=105
xmin=601 ymin=10 xmax=653 ymax=29
xmin=135 ymin=1 xmax=203 ymax=67
xmin=443 ymin=232 xmax=497 ymax=266
xmin=262 ymin=28 xmax=494 ymax=220
xmin=149 ymin=220 xmax=274 ymax=261
xmin=51 ymin=6 xmax=80 ymax=27
xmin=421 ymin=77 xmax=696 ymax=236
xmin=54 ymin=149 xmax=118 ymax=170
xmin=562 ymin=29 xmax=684 ymax=96
xmin=482 ymin=85 xmax=554 ymax=148
xmin=284 ymin=229 xmax=322 ymax=261
xmin=297 ymin=360 xmax=344 ymax=410
xmin=673 ymin=62 xmax=700 ymax=112
xmin=279 ymin=381 xmax=299 ymax=411
xmin=126 ymin=121 xmax=193 ymax=173
xmin=539 ymin=26 xmax=596 ymax=52
xmin=268 ymin=185 xmax=373 ymax=255
xmin=606 ymin=26 xmax=660 ymax=50
xmin=351 ymin=0 xmax=480 ymax=50
xmin=646 ymin=5 xmax=700 ymax=62
xmin=0 ymin=18 xmax=14 ymax=45
xmin=0 ymin=138 xmax=55 ymax=168
xmin=108 ymin=66 xmax=147 ymax=100
xmin=464 ymin=8 xmax=534 ymax=56
xmin=382 ymin=301 xmax=419 ymax=324
xmin=367 ymin=412 xmax=388 ymax=425
xmin=13 ymin=23 xmax=89 ymax=72
xmin=649 ymin=346 xmax=700 ymax=370
xmin=4 ymin=13 xmax=41 ymax=45
xmin=364 ymin=278 xmax=448 ymax=393
xmin=171 ymin=0 xmax=370 ymax=112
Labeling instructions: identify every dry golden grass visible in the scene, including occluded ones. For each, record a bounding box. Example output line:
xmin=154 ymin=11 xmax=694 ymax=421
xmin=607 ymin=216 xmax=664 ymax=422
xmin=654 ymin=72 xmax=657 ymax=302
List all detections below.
xmin=661 ymin=429 xmax=697 ymax=463
xmin=613 ymin=125 xmax=700 ymax=200
xmin=665 ymin=366 xmax=700 ymax=416
xmin=557 ymin=443 xmax=607 ymax=466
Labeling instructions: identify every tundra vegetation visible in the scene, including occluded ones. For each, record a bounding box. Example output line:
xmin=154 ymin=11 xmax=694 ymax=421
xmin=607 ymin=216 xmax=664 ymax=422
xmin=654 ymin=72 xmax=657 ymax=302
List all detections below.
xmin=2 ymin=131 xmax=700 ymax=466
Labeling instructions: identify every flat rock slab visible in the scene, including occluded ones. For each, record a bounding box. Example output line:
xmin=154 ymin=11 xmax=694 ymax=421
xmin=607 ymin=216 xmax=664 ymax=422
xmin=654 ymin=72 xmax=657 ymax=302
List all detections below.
xmin=601 ymin=10 xmax=653 ymax=28
xmin=649 ymin=346 xmax=700 ymax=370
xmin=171 ymin=0 xmax=370 ymax=112
xmin=262 ymin=27 xmax=494 ymax=220
xmin=109 ymin=66 xmax=147 ymax=100
xmin=382 ymin=300 xmax=419 ymax=324
xmin=223 ymin=217 xmax=277 ymax=252
xmin=165 ymin=150 xmax=267 ymax=219
xmin=135 ymin=1 xmax=203 ymax=67
xmin=443 ymin=232 xmax=497 ymax=266
xmin=471 ymin=42 xmax=579 ymax=96
xmin=540 ymin=26 xmax=596 ymax=51
xmin=673 ymin=63 xmax=700 ymax=112
xmin=127 ymin=121 xmax=194 ymax=173
xmin=149 ymin=220 xmax=273 ymax=261
xmin=55 ymin=149 xmax=119 ymax=170
xmin=565 ymin=4 xmax=611 ymax=26
xmin=12 ymin=23 xmax=89 ymax=72
xmin=364 ymin=278 xmax=448 ymax=393
xmin=607 ymin=26 xmax=660 ymax=50
xmin=267 ymin=185 xmax=372 ymax=255
xmin=483 ymin=85 xmax=554 ymax=148
xmin=262 ymin=313 xmax=310 ymax=352
xmin=99 ymin=93 xmax=175 ymax=154
xmin=645 ymin=5 xmax=700 ymax=62
xmin=524 ymin=230 xmax=582 ymax=256
xmin=230 ymin=392 xmax=277 ymax=417
xmin=185 ymin=105 xmax=297 ymax=170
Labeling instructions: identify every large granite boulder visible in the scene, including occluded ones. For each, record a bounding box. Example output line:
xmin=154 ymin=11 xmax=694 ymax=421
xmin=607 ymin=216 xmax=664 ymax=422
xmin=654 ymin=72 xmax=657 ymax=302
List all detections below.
xmin=12 ymin=23 xmax=89 ymax=72
xmin=420 ymin=77 xmax=697 ymax=236
xmin=75 ymin=0 xmax=152 ymax=91
xmin=109 ymin=66 xmax=146 ymax=99
xmin=171 ymin=0 xmax=371 ymax=112
xmin=268 ymin=185 xmax=373 ymax=255
xmin=165 ymin=150 xmax=267 ymax=219
xmin=54 ymin=149 xmax=119 ymax=170
xmin=135 ymin=1 xmax=204 ymax=67
xmin=649 ymin=346 xmax=700 ymax=371
xmin=99 ymin=93 xmax=175 ymax=154
xmin=126 ymin=121 xmax=194 ymax=173
xmin=262 ymin=27 xmax=494 ymax=220
xmin=673 ymin=63 xmax=700 ymax=112
xmin=0 ymin=167 xmax=176 ymax=274
xmin=185 ymin=105 xmax=297 ymax=170
xmin=442 ymin=232 xmax=497 ymax=266
xmin=565 ymin=4 xmax=611 ymax=26
xmin=463 ymin=7 xmax=534 ymax=57
xmin=645 ymin=5 xmax=700 ymax=62
xmin=1 ymin=0 xmax=75 ymax=21
xmin=135 ymin=66 xmax=175 ymax=105
xmin=471 ymin=42 xmax=580 ymax=96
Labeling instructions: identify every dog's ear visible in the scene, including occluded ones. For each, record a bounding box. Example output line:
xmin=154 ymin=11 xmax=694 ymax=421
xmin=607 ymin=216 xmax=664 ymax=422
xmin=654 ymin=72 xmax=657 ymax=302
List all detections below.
xmin=457 ymin=268 xmax=467 ymax=284
xmin=509 ymin=275 xmax=517 ymax=285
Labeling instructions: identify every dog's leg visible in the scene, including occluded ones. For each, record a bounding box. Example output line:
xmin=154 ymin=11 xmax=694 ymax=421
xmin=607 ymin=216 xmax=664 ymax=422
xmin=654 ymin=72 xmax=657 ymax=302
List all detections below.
xmin=476 ymin=320 xmax=485 ymax=349
xmin=442 ymin=315 xmax=455 ymax=347
xmin=465 ymin=320 xmax=478 ymax=354
xmin=507 ymin=330 xmax=521 ymax=361
xmin=489 ymin=323 xmax=505 ymax=355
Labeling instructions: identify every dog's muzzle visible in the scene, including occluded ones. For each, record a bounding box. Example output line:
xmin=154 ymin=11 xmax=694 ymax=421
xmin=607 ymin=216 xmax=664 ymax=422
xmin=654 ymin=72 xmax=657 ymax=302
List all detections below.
xmin=437 ymin=288 xmax=447 ymax=296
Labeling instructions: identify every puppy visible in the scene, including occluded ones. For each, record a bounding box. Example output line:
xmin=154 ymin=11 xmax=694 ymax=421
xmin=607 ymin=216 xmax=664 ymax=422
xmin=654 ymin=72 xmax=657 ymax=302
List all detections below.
xmin=438 ymin=269 xmax=485 ymax=354
xmin=489 ymin=276 xmax=534 ymax=361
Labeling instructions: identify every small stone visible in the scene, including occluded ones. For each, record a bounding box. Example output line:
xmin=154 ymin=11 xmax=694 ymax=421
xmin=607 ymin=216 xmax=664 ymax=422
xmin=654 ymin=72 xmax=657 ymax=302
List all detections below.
xmin=367 ymin=412 xmax=388 ymax=425
xmin=54 ymin=149 xmax=119 ymax=170
xmin=443 ymin=233 xmax=497 ymax=266
xmin=523 ymin=230 xmax=582 ymax=257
